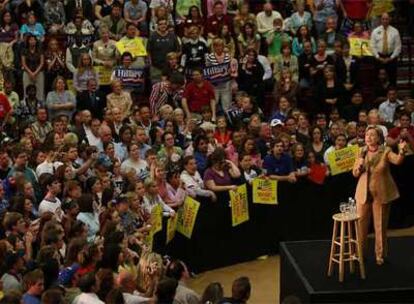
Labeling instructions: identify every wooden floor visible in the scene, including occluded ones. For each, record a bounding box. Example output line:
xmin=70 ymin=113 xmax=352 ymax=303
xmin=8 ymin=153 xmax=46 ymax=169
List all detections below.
xmin=187 ymin=226 xmax=414 ymax=304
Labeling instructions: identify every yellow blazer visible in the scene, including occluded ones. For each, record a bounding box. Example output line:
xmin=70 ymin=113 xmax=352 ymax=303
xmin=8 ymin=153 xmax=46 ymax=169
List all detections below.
xmin=353 ymin=146 xmax=403 ymax=205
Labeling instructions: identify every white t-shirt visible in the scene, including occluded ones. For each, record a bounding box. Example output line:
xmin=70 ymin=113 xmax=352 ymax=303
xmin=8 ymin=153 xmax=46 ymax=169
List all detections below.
xmin=123 ymin=292 xmax=150 ymax=304
xmin=85 ymin=128 xmax=103 ymax=151
xmin=121 ymin=158 xmax=149 ymax=180
xmin=73 ymin=293 xmax=104 ymax=304
xmin=36 ymin=161 xmax=63 ymax=177
xmin=180 ymin=170 xmax=213 ymax=198
xmin=38 ymin=197 xmax=63 ymax=221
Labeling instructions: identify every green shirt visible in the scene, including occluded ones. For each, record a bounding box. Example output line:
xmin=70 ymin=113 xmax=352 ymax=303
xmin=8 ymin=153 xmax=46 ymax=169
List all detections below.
xmin=175 ymin=0 xmax=201 ymax=18
xmin=266 ymin=31 xmax=290 ymax=57
xmin=6 ymin=91 xmax=19 ymax=109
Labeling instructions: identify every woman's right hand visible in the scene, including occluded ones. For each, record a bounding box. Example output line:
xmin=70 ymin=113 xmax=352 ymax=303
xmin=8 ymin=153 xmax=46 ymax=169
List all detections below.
xmin=229 ymin=185 xmax=237 ymax=191
xmin=209 ymin=191 xmax=217 ymax=202
xmin=287 ymin=173 xmax=297 ymax=183
xmin=355 ymin=157 xmax=365 ymax=175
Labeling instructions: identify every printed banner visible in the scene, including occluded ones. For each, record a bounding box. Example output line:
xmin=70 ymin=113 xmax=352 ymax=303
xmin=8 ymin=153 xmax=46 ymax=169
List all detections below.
xmin=203 ymin=62 xmax=231 ymax=85
xmin=177 ymin=196 xmax=200 ymax=239
xmin=66 ymin=79 xmax=76 ymax=94
xmin=116 ymin=38 xmax=147 ymax=57
xmin=369 ymin=0 xmax=394 ymax=17
xmin=253 ymin=178 xmax=278 ymax=205
xmin=327 ymin=145 xmax=360 ymax=176
xmin=67 ymin=34 xmax=94 ymax=46
xmin=95 ymin=66 xmax=112 ymax=85
xmin=114 ymin=67 xmax=145 ymax=87
xmin=166 ymin=215 xmax=178 ymax=244
xmin=151 ymin=204 xmax=163 ymax=234
xmin=349 ymin=38 xmax=373 ymax=57
xmin=230 ymin=184 xmax=249 ymax=227
xmin=143 ymin=230 xmax=153 ymax=251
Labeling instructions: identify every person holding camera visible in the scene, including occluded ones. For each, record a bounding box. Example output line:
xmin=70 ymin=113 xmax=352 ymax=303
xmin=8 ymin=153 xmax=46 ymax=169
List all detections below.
xmin=63 ymin=145 xmax=99 ymax=181
xmin=35 ymin=146 xmax=64 ymax=176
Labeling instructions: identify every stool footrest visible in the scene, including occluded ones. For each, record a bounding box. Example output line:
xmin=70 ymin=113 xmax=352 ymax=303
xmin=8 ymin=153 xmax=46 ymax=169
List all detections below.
xmin=333 ymin=252 xmax=360 ymax=258
xmin=333 ymin=239 xmax=358 ymax=246
xmin=331 ymin=257 xmax=363 ymax=264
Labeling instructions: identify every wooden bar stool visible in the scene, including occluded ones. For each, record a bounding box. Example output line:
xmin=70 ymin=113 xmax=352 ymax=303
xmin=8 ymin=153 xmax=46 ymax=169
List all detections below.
xmin=328 ymin=213 xmax=366 ymax=282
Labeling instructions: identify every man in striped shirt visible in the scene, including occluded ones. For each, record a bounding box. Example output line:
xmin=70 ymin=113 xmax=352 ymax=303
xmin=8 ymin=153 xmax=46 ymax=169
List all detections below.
xmin=149 ymin=72 xmax=185 ymax=117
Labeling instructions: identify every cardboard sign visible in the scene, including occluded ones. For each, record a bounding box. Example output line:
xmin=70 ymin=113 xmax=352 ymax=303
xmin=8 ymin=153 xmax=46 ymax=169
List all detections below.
xmin=203 ymin=62 xmax=231 ymax=85
xmin=113 ymin=67 xmax=145 ymax=88
xmin=327 ymin=145 xmax=360 ymax=176
xmin=253 ymin=178 xmax=278 ymax=205
xmin=67 ymin=34 xmax=94 ymax=46
xmin=176 ymin=196 xmax=200 ymax=239
xmin=95 ymin=66 xmax=112 ymax=85
xmin=166 ymin=215 xmax=178 ymax=244
xmin=349 ymin=37 xmax=373 ymax=57
xmin=230 ymin=184 xmax=249 ymax=227
xmin=116 ymin=38 xmax=147 ymax=57
xmin=150 ymin=204 xmax=163 ymax=234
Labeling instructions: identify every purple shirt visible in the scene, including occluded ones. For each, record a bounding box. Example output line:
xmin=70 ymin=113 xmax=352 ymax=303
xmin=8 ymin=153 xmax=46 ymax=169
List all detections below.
xmin=203 ymin=168 xmax=232 ymax=186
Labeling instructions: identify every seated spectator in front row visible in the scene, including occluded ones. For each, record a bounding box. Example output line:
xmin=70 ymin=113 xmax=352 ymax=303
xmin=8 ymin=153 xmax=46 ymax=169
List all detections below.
xmin=219 ymin=276 xmax=251 ymax=304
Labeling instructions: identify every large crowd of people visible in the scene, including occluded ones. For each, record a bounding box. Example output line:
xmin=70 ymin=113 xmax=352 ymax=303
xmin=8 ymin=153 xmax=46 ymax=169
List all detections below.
xmin=0 ymin=0 xmax=414 ymax=303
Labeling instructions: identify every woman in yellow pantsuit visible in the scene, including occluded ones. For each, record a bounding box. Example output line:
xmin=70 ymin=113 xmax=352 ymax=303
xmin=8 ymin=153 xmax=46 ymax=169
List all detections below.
xmin=353 ymin=126 xmax=407 ymax=265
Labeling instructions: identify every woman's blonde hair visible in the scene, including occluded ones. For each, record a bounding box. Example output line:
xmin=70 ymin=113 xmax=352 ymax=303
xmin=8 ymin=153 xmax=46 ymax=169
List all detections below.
xmin=366 ymin=125 xmax=385 ymax=144
xmin=99 ymin=25 xmax=109 ymax=37
xmin=150 ymin=159 xmax=166 ymax=180
xmin=77 ymin=53 xmax=93 ymax=74
xmin=63 ymin=132 xmax=79 ymax=146
xmin=166 ymin=52 xmax=178 ymax=61
xmin=212 ymin=37 xmax=224 ymax=48
xmin=111 ymin=79 xmax=122 ymax=89
xmin=137 ymin=252 xmax=164 ymax=292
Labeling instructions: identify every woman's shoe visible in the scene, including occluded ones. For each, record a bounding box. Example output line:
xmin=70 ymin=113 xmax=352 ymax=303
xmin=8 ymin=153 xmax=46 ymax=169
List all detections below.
xmin=376 ymin=257 xmax=384 ymax=266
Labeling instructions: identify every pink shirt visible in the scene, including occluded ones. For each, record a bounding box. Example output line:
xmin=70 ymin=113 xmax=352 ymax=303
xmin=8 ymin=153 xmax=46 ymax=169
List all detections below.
xmin=225 ymin=142 xmax=239 ymax=165
xmin=206 ymin=0 xmax=227 ymax=17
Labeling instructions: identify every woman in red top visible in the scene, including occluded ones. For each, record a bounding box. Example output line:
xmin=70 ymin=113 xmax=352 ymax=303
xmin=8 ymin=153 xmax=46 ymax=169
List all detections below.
xmin=0 ymin=93 xmax=11 ymax=125
xmin=214 ymin=116 xmax=231 ymax=146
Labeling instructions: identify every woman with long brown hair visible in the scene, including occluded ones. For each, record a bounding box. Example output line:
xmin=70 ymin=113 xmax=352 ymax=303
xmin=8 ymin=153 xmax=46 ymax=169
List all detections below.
xmin=45 ymin=38 xmax=66 ymax=92
xmin=73 ymin=53 xmax=98 ymax=93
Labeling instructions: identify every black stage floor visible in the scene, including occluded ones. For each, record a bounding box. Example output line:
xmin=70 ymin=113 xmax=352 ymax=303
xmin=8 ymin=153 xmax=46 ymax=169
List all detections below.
xmin=280 ymin=237 xmax=414 ymax=303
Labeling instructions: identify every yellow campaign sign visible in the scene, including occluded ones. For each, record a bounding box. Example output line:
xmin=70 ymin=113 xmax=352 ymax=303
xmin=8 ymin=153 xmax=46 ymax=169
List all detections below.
xmin=253 ymin=178 xmax=278 ymax=205
xmin=369 ymin=0 xmax=394 ymax=17
xmin=166 ymin=215 xmax=178 ymax=244
xmin=116 ymin=38 xmax=147 ymax=57
xmin=230 ymin=184 xmax=249 ymax=227
xmin=327 ymin=145 xmax=360 ymax=176
xmin=143 ymin=230 xmax=153 ymax=251
xmin=95 ymin=65 xmax=112 ymax=85
xmin=66 ymin=79 xmax=75 ymax=94
xmin=177 ymin=196 xmax=200 ymax=239
xmin=349 ymin=38 xmax=373 ymax=57
xmin=151 ymin=204 xmax=163 ymax=234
